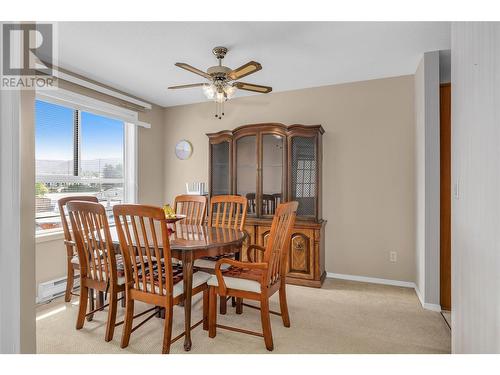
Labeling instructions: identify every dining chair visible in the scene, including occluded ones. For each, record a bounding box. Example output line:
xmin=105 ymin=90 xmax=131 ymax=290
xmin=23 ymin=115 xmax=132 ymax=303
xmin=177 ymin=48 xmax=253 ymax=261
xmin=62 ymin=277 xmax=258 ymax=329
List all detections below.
xmin=66 ymin=200 xmax=124 ymax=342
xmin=245 ymin=193 xmax=256 ymax=214
xmin=58 ymin=195 xmax=98 ymax=303
xmin=113 ymin=204 xmax=211 ymax=354
xmin=194 ymin=195 xmax=248 ymax=314
xmin=173 ymin=194 xmax=207 ymax=225
xmin=262 ymin=194 xmax=276 ymax=215
xmin=207 ymin=201 xmax=298 ymax=351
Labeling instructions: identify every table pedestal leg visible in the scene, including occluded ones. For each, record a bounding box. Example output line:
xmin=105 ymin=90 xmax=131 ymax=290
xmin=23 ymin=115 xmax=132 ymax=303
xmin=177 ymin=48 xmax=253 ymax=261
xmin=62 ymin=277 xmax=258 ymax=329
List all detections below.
xmin=182 ymin=252 xmax=194 ymax=351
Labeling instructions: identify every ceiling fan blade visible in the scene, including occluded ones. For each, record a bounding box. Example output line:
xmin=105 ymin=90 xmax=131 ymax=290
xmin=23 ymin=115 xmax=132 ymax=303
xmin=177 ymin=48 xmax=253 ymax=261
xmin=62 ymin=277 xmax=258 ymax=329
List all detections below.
xmin=168 ymin=83 xmax=205 ymax=89
xmin=233 ymin=82 xmax=272 ymax=93
xmin=175 ymin=63 xmax=211 ymax=79
xmin=228 ymin=61 xmax=262 ymax=80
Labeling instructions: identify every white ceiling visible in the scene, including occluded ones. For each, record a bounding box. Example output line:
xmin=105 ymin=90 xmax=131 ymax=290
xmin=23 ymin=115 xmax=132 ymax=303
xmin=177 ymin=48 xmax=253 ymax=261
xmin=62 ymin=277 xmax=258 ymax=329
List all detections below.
xmin=56 ymin=22 xmax=450 ymax=107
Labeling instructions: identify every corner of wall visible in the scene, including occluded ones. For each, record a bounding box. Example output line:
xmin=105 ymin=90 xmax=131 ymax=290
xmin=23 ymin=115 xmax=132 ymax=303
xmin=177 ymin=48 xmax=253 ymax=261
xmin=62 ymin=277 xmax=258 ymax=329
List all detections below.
xmin=414 ymin=285 xmax=442 ymax=312
xmin=137 ymin=103 xmax=167 ymax=206
xmin=414 ymin=50 xmax=441 ymax=309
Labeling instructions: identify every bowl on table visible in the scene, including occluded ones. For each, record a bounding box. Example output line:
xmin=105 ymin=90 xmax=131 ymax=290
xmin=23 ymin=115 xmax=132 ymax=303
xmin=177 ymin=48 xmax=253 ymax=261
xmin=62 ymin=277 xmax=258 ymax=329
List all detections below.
xmin=164 ymin=214 xmax=186 ymax=232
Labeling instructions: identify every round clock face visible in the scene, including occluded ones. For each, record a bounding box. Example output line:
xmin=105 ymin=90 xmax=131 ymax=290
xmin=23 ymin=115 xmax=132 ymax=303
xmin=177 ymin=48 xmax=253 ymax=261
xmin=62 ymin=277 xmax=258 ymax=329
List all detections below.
xmin=175 ymin=140 xmax=193 ymax=160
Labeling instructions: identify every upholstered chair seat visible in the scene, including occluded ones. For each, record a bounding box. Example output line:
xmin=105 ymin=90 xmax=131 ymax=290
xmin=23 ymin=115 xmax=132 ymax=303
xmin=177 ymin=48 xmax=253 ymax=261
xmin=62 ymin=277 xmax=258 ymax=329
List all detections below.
xmin=194 ymin=257 xmax=232 ymax=270
xmin=207 ymin=274 xmax=261 ymax=293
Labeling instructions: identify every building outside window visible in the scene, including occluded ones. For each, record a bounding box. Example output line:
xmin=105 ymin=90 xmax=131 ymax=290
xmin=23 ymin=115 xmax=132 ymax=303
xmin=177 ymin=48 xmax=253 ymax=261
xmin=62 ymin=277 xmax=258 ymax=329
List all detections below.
xmin=35 ymin=98 xmax=135 ymax=235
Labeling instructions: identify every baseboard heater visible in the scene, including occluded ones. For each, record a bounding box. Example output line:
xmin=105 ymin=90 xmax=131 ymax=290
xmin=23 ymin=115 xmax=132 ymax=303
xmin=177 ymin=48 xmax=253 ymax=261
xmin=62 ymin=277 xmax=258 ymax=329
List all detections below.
xmin=37 ymin=276 xmax=79 ymax=304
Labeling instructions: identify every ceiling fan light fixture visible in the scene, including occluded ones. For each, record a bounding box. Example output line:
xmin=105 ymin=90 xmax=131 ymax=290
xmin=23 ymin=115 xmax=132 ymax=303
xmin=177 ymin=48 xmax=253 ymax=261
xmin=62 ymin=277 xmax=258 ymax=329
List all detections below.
xmin=203 ymin=83 xmax=216 ymax=100
xmin=215 ymin=91 xmax=225 ymax=103
xmin=224 ymin=85 xmax=236 ymax=99
xmin=169 ymin=46 xmax=272 ymax=119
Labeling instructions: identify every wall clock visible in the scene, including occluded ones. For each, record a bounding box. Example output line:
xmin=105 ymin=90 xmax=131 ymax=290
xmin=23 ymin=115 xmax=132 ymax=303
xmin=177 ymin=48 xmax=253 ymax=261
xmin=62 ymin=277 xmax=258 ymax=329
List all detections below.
xmin=175 ymin=140 xmax=193 ymax=160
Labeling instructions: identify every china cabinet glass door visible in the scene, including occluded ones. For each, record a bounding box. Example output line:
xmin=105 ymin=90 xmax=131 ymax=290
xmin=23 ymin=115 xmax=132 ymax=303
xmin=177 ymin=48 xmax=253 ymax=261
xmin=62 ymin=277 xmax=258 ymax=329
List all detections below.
xmin=290 ymin=135 xmax=317 ymax=218
xmin=235 ymin=135 xmax=257 ymax=215
xmin=210 ymin=140 xmax=230 ymax=196
xmin=261 ymin=133 xmax=285 ymax=217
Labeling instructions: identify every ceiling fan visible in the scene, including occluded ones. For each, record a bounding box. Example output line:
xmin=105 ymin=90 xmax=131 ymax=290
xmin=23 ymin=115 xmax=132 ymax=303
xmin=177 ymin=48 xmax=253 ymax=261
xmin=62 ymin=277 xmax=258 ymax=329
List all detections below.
xmin=168 ymin=46 xmax=272 ymax=119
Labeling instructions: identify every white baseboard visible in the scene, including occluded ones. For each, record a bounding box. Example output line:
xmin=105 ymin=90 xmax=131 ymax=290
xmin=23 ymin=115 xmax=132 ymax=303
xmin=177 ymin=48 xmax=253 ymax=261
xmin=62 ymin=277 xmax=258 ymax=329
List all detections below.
xmin=327 ymin=272 xmax=442 ymax=312
xmin=326 ymin=272 xmax=416 ymax=288
xmin=414 ymin=286 xmax=442 ymax=312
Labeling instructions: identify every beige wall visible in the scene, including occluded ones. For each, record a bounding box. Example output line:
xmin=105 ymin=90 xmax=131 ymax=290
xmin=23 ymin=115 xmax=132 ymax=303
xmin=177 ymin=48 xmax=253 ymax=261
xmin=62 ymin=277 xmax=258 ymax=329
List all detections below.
xmin=163 ymin=76 xmax=416 ymax=282
xmin=35 ymin=103 xmax=165 ymax=293
xmin=137 ymin=104 xmax=166 ymax=206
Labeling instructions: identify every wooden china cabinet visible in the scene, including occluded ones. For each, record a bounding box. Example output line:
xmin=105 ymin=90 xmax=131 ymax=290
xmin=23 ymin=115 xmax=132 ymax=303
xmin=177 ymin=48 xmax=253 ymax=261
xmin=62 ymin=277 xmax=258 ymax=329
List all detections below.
xmin=207 ymin=123 xmax=326 ymax=287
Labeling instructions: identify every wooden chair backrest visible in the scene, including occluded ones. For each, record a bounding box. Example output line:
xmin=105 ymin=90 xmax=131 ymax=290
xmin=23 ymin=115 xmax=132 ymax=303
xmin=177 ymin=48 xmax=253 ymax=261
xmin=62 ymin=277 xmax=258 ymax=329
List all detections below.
xmin=262 ymin=194 xmax=276 ymax=215
xmin=58 ymin=196 xmax=98 ymax=254
xmin=208 ymin=195 xmax=248 ymax=231
xmin=263 ymin=201 xmax=298 ymax=286
xmin=173 ymin=195 xmax=207 ymax=225
xmin=66 ymin=201 xmax=118 ymax=285
xmin=113 ymin=204 xmax=173 ymax=298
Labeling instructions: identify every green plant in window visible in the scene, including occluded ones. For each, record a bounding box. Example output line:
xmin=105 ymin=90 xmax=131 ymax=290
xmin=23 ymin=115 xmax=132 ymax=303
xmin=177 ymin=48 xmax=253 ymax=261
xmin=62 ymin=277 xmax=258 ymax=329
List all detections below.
xmin=35 ymin=182 xmax=49 ymax=197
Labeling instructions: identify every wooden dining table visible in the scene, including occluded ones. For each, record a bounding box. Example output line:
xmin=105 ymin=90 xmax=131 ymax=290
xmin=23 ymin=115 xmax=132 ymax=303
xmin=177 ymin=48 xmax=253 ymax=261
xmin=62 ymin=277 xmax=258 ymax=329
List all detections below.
xmin=108 ymin=222 xmax=246 ymax=351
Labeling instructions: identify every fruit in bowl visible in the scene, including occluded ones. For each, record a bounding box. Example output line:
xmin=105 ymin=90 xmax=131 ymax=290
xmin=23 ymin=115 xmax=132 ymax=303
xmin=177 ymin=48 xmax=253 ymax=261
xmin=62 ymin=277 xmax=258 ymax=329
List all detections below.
xmin=163 ymin=204 xmax=176 ymax=219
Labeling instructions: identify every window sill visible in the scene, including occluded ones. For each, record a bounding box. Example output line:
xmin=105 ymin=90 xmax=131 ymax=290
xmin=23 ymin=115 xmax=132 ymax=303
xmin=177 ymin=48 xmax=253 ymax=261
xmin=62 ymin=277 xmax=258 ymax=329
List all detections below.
xmin=35 ymin=224 xmax=118 ymax=244
xmin=36 ymin=231 xmax=65 ymax=244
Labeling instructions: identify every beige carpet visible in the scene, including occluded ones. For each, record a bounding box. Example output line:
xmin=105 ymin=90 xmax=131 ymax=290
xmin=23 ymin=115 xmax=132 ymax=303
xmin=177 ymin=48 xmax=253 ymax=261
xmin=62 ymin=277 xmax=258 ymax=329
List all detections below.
xmin=36 ymin=278 xmax=451 ymax=354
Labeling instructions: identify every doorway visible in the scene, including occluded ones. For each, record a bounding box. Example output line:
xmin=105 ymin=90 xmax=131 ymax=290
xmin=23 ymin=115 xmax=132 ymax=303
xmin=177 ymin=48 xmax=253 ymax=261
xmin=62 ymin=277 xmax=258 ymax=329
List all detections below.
xmin=440 ymin=83 xmax=451 ymax=312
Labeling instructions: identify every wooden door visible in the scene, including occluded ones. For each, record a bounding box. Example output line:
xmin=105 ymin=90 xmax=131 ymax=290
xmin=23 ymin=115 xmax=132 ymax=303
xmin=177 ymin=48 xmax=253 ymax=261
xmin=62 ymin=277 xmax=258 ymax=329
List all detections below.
xmin=440 ymin=83 xmax=451 ymax=311
xmin=256 ymin=225 xmax=315 ymax=279
xmin=287 ymin=228 xmax=315 ymax=280
xmin=256 ymin=225 xmax=271 ymax=263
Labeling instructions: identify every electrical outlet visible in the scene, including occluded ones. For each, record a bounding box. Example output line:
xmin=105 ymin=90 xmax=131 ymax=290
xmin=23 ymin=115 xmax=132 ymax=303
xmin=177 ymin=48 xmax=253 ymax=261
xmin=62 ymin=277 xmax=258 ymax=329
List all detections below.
xmin=389 ymin=251 xmax=397 ymax=263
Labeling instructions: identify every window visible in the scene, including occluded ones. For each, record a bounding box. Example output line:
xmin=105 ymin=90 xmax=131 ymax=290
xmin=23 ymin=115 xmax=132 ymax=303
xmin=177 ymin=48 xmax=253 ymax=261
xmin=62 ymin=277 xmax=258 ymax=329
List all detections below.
xmin=35 ymin=98 xmax=135 ymax=235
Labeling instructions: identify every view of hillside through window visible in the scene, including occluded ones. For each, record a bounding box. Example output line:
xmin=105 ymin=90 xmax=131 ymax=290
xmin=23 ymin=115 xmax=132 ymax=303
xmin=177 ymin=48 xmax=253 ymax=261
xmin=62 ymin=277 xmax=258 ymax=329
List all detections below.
xmin=35 ymin=100 xmax=125 ymax=234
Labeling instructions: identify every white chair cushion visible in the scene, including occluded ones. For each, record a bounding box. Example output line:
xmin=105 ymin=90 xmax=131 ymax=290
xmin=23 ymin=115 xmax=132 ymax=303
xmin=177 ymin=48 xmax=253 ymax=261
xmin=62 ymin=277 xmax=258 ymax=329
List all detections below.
xmin=207 ymin=274 xmax=261 ymax=293
xmin=194 ymin=258 xmax=232 ymax=270
xmin=87 ymin=269 xmax=125 ymax=286
xmin=145 ymin=271 xmax=211 ymax=297
xmin=173 ymin=271 xmax=211 ymax=297
xmin=71 ymin=256 xmax=79 ymax=264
